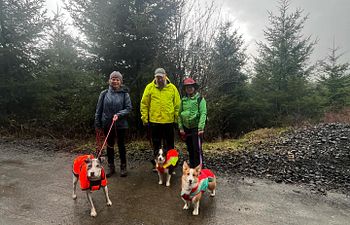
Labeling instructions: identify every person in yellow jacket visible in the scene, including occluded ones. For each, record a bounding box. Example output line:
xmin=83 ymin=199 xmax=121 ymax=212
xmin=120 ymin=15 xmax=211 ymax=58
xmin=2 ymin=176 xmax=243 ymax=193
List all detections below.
xmin=140 ymin=68 xmax=181 ymax=169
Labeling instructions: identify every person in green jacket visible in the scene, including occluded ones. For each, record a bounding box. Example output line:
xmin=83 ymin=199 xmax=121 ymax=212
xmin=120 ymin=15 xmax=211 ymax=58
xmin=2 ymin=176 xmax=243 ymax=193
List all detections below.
xmin=179 ymin=77 xmax=207 ymax=168
xmin=140 ymin=68 xmax=181 ymax=169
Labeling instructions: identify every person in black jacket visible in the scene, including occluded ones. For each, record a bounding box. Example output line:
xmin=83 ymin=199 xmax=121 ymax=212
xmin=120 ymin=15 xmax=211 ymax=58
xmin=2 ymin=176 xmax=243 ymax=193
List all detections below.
xmin=95 ymin=71 xmax=132 ymax=177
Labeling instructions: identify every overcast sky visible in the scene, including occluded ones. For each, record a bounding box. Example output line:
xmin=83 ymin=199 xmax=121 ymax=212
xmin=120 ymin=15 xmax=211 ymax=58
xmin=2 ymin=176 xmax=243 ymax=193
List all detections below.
xmin=46 ymin=0 xmax=350 ymax=64
xmin=216 ymin=0 xmax=350 ymax=64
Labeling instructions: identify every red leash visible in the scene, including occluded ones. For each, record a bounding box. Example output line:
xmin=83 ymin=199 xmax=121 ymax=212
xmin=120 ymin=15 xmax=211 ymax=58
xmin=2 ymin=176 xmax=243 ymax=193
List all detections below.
xmin=96 ymin=115 xmax=118 ymax=158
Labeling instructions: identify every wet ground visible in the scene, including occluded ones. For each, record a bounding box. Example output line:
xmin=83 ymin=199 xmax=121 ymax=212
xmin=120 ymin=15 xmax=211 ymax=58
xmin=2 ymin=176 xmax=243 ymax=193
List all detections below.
xmin=0 ymin=141 xmax=349 ymax=225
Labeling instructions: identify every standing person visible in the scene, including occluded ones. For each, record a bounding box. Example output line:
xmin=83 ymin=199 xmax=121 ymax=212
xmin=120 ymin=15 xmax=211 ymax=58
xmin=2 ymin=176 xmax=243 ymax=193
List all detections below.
xmin=95 ymin=71 xmax=132 ymax=177
xmin=178 ymin=77 xmax=207 ymax=168
xmin=140 ymin=68 xmax=181 ymax=169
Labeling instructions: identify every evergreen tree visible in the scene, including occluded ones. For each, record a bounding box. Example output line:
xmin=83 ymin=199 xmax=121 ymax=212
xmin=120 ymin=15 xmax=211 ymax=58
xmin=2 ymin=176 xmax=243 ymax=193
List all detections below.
xmin=251 ymin=0 xmax=316 ymax=126
xmin=206 ymin=22 xmax=248 ymax=137
xmin=35 ymin=8 xmax=102 ymax=134
xmin=66 ymin=0 xmax=182 ymax=132
xmin=66 ymin=0 xmax=178 ymax=77
xmin=318 ymin=45 xmax=350 ymax=110
xmin=0 ymin=0 xmax=48 ymax=123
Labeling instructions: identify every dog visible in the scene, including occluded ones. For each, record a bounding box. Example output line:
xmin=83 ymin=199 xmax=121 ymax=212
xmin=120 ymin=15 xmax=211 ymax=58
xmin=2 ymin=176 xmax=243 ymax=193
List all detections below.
xmin=155 ymin=149 xmax=179 ymax=187
xmin=72 ymin=154 xmax=112 ymax=217
xmin=181 ymin=161 xmax=216 ymax=215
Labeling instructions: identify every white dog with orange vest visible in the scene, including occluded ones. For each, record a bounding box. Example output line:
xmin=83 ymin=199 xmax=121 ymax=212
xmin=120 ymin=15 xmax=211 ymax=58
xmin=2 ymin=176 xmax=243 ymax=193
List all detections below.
xmin=72 ymin=154 xmax=112 ymax=217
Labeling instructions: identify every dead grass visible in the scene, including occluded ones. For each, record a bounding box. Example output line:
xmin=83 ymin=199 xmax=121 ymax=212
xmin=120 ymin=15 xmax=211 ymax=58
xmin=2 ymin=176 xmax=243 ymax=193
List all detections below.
xmin=203 ymin=127 xmax=290 ymax=152
xmin=65 ymin=127 xmax=291 ymax=154
xmin=323 ymin=108 xmax=350 ymax=124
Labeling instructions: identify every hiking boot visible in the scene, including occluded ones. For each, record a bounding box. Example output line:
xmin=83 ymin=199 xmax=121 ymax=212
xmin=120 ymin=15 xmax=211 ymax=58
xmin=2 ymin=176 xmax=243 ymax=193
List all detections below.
xmin=120 ymin=164 xmax=127 ymax=177
xmin=106 ymin=164 xmax=115 ymax=178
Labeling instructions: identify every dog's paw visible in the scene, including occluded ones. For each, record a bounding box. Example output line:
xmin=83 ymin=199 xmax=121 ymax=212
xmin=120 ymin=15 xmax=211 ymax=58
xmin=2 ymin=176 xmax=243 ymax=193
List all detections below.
xmin=210 ymin=190 xmax=216 ymax=197
xmin=90 ymin=209 xmax=97 ymax=217
xmin=72 ymin=194 xmax=77 ymax=200
xmin=107 ymin=200 xmax=112 ymax=206
xmin=158 ymin=181 xmax=163 ymax=185
xmin=192 ymin=209 xmax=199 ymax=216
xmin=166 ymin=182 xmax=170 ymax=187
xmin=183 ymin=204 xmax=189 ymax=210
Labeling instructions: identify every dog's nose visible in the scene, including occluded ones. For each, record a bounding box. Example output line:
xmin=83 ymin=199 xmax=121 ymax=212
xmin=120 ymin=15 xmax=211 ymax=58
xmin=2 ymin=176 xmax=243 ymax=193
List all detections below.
xmin=91 ymin=172 xmax=95 ymax=176
xmin=189 ymin=179 xmax=192 ymax=184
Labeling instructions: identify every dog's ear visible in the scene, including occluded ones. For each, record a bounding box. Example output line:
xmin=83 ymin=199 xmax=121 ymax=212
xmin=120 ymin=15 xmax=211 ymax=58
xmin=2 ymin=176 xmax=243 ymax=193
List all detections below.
xmin=183 ymin=161 xmax=189 ymax=171
xmin=194 ymin=164 xmax=201 ymax=174
xmin=98 ymin=157 xmax=105 ymax=163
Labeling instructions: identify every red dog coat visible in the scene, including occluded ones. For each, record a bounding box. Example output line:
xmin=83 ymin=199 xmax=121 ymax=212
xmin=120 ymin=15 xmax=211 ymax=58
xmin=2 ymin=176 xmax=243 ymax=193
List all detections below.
xmin=72 ymin=155 xmax=107 ymax=191
xmin=156 ymin=149 xmax=179 ymax=173
xmin=181 ymin=169 xmax=215 ymax=201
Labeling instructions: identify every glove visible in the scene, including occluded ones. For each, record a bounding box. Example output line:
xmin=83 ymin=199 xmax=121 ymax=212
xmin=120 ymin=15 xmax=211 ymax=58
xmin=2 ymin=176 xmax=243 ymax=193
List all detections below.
xmin=179 ymin=129 xmax=186 ymax=141
xmin=198 ymin=130 xmax=204 ymax=138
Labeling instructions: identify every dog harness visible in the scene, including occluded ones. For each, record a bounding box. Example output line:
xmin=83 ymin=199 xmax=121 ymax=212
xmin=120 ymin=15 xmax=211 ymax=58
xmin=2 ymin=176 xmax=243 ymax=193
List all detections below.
xmin=156 ymin=149 xmax=179 ymax=173
xmin=72 ymin=154 xmax=107 ymax=191
xmin=181 ymin=169 xmax=215 ymax=201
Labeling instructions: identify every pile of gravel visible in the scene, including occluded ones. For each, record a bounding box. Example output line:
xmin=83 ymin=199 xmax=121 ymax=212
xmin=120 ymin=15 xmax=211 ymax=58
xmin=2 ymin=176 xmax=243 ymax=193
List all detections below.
xmin=206 ymin=123 xmax=350 ymax=194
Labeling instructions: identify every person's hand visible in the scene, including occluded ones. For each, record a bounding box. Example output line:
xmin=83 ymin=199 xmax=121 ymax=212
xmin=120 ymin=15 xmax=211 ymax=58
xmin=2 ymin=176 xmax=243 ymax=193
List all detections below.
xmin=179 ymin=129 xmax=186 ymax=141
xmin=113 ymin=114 xmax=119 ymax=121
xmin=198 ymin=130 xmax=204 ymax=137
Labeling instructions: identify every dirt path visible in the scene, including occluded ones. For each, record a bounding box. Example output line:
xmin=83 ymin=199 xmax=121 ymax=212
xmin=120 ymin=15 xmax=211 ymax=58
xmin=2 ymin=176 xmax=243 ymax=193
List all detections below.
xmin=0 ymin=140 xmax=349 ymax=225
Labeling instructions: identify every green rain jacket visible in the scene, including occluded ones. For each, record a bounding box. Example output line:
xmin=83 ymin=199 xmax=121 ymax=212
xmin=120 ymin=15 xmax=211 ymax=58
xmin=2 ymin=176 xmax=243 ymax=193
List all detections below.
xmin=178 ymin=92 xmax=207 ymax=131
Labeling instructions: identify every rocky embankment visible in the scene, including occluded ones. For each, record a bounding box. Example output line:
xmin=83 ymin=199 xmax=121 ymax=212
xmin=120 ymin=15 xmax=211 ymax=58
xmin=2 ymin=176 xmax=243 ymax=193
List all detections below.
xmin=206 ymin=123 xmax=350 ymax=194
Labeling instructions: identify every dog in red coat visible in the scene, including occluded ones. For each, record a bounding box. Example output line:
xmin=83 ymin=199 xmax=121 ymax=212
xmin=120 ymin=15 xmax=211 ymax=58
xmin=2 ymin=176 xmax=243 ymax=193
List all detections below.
xmin=72 ymin=154 xmax=112 ymax=217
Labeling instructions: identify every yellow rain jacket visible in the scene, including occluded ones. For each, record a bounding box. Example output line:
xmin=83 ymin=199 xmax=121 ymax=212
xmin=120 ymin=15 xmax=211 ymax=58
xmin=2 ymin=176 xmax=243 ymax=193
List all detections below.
xmin=140 ymin=78 xmax=181 ymax=124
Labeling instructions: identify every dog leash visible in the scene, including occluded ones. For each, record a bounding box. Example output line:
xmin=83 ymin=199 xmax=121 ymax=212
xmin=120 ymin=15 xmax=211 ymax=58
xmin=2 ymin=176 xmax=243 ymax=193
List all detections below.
xmin=184 ymin=130 xmax=204 ymax=167
xmin=197 ymin=135 xmax=203 ymax=167
xmin=96 ymin=115 xmax=118 ymax=158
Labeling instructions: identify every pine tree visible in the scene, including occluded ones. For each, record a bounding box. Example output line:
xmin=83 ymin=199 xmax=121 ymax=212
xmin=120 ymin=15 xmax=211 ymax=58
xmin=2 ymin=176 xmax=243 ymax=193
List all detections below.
xmin=35 ymin=8 xmax=102 ymax=133
xmin=206 ymin=22 xmax=248 ymax=137
xmin=318 ymin=45 xmax=350 ymax=110
xmin=0 ymin=0 xmax=48 ymax=123
xmin=66 ymin=0 xmax=178 ymax=76
xmin=251 ymin=0 xmax=316 ymax=125
xmin=66 ymin=0 xmax=181 ymax=131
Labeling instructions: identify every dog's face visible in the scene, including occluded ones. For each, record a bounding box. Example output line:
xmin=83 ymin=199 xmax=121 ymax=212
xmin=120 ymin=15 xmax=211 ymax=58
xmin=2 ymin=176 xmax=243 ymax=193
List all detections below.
xmin=85 ymin=158 xmax=104 ymax=181
xmin=156 ymin=149 xmax=166 ymax=165
xmin=182 ymin=161 xmax=201 ymax=189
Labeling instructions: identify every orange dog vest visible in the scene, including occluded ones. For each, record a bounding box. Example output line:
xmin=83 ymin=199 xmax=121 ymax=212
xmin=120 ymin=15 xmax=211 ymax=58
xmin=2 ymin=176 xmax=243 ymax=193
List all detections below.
xmin=72 ymin=155 xmax=107 ymax=191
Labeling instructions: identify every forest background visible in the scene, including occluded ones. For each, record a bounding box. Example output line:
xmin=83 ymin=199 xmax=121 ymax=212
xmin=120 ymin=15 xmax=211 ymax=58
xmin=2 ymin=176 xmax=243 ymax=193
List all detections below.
xmin=1 ymin=0 xmax=349 ymax=140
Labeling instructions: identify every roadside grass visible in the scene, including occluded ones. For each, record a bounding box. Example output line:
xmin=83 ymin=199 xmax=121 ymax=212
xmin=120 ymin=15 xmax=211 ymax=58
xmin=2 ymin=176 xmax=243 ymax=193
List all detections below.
xmin=203 ymin=127 xmax=290 ymax=152
xmin=68 ymin=127 xmax=290 ymax=154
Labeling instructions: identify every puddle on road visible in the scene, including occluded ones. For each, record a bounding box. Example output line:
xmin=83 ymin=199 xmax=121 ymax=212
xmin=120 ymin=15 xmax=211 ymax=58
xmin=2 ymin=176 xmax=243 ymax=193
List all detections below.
xmin=0 ymin=159 xmax=24 ymax=165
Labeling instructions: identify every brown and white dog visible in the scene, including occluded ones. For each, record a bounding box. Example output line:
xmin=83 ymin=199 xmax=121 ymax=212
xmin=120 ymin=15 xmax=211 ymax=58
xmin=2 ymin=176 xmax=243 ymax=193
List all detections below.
xmin=72 ymin=154 xmax=112 ymax=217
xmin=181 ymin=161 xmax=216 ymax=215
xmin=155 ymin=149 xmax=179 ymax=187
